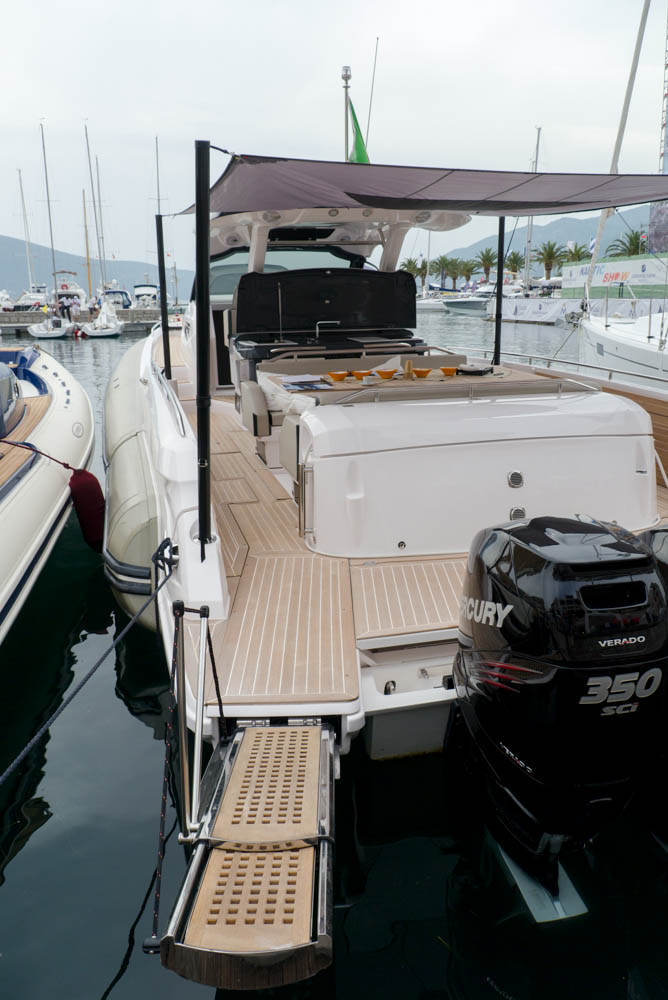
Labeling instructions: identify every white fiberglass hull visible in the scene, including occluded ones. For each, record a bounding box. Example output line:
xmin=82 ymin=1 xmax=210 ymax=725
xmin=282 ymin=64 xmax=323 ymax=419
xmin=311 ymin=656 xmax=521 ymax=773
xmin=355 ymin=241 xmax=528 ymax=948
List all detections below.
xmin=0 ymin=345 xmax=95 ymax=644
xmin=580 ymin=314 xmax=668 ymax=379
xmin=443 ymin=296 xmax=489 ymax=314
xmin=26 ymin=319 xmax=74 ymax=339
xmin=80 ymin=321 xmax=122 ymax=338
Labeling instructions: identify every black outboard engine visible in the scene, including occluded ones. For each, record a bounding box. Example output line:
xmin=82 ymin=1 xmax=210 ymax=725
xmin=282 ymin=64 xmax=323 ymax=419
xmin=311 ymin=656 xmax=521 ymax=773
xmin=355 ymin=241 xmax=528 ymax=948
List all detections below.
xmin=453 ymin=515 xmax=668 ymax=893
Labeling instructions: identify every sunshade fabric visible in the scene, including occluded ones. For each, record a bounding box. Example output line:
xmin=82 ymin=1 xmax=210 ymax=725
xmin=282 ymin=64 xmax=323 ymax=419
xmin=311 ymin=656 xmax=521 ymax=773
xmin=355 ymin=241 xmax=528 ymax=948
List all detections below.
xmin=182 ymin=153 xmax=668 ymax=218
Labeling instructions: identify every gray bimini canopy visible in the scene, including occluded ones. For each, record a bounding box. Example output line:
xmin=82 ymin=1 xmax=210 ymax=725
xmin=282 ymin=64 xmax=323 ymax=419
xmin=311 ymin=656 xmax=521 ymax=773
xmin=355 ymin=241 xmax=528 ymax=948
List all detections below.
xmin=183 ymin=153 xmax=668 ymax=217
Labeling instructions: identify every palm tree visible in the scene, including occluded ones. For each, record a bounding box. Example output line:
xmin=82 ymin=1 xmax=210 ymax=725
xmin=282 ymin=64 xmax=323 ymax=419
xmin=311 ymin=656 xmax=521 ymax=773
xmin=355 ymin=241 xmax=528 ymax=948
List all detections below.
xmin=416 ymin=258 xmax=429 ymax=292
xmin=400 ymin=257 xmax=420 ymax=295
xmin=533 ymin=241 xmax=567 ymax=280
xmin=445 ymin=257 xmax=462 ymax=289
xmin=564 ymin=243 xmax=590 ymax=262
xmin=605 ymin=230 xmax=646 ymax=257
xmin=474 ymin=247 xmax=497 ymax=283
xmin=459 ymin=259 xmax=479 ymax=283
xmin=505 ymin=251 xmax=525 ymax=277
xmin=431 ymin=254 xmax=450 ymax=289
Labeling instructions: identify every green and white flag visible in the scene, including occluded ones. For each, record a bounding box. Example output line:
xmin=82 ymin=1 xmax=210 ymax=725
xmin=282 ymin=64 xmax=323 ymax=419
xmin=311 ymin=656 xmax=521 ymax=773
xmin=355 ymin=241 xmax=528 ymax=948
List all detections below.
xmin=348 ymin=100 xmax=370 ymax=163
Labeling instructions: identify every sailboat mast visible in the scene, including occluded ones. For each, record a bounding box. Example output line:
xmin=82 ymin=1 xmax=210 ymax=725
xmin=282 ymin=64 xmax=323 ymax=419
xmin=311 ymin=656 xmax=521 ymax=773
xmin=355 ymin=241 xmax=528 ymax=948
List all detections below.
xmin=585 ymin=0 xmax=651 ymax=300
xmin=84 ymin=125 xmax=105 ymax=293
xmin=96 ymin=156 xmax=108 ymax=288
xmin=39 ymin=123 xmax=59 ymax=313
xmin=17 ymin=169 xmax=34 ymax=289
xmin=82 ymin=190 xmax=92 ymax=298
xmin=523 ymin=126 xmax=541 ymax=289
xmin=156 ymin=135 xmax=162 ymax=216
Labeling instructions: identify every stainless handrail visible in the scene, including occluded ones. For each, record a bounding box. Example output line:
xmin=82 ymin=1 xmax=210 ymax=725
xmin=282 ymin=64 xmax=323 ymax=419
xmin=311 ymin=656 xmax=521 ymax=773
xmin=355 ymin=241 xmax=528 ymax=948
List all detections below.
xmin=174 ymin=602 xmax=191 ymax=839
xmin=332 ymin=375 xmax=595 ymax=405
xmin=265 ymin=342 xmax=455 ymax=359
xmin=189 ymin=607 xmax=209 ymax=834
xmin=463 ymin=346 xmax=668 ymax=387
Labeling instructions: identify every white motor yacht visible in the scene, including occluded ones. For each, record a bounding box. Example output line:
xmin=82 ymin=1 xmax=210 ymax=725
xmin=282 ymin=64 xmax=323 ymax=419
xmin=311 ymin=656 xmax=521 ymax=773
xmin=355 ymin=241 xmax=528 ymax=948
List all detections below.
xmin=102 ymin=150 xmax=668 ymax=990
xmin=443 ymin=283 xmax=496 ymax=314
xmin=14 ymin=284 xmax=48 ymax=312
xmin=132 ymin=282 xmax=159 ymax=307
xmin=0 ymin=344 xmax=94 ymax=644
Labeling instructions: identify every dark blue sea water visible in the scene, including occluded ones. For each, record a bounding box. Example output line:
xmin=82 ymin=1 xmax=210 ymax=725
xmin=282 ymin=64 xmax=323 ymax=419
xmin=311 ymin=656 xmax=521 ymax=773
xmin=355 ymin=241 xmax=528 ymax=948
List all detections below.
xmin=1 ymin=319 xmax=667 ymax=1000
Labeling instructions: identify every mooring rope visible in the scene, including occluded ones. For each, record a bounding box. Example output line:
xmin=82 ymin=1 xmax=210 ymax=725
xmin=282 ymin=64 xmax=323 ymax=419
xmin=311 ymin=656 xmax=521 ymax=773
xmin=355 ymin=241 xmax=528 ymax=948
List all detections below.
xmin=0 ymin=538 xmax=177 ymax=790
xmin=1 ymin=438 xmax=80 ymax=471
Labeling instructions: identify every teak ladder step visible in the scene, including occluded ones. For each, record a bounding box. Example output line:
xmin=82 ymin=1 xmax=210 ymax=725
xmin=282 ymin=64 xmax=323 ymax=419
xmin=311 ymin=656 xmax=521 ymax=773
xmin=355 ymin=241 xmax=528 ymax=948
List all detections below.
xmin=161 ymin=725 xmax=334 ymax=991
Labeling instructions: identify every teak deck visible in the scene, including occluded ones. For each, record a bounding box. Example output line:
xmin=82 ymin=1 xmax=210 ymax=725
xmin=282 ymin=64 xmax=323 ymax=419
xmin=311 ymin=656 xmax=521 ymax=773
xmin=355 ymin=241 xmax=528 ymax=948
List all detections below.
xmin=0 ymin=394 xmax=52 ymax=488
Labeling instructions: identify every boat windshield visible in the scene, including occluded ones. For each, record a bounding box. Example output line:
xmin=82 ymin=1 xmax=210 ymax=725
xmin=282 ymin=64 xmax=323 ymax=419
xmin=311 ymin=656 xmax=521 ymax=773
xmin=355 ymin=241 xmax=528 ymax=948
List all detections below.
xmin=209 ymin=246 xmax=366 ymax=298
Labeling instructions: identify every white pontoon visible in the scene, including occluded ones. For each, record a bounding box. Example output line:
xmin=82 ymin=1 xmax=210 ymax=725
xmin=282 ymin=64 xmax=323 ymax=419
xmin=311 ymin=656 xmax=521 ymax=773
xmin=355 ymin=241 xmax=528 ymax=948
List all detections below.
xmin=0 ymin=345 xmax=94 ymax=645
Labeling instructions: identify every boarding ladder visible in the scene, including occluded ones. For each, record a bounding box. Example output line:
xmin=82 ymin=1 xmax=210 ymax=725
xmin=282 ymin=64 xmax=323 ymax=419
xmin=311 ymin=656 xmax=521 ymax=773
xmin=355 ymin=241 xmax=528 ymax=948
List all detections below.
xmin=160 ymin=606 xmax=335 ymax=990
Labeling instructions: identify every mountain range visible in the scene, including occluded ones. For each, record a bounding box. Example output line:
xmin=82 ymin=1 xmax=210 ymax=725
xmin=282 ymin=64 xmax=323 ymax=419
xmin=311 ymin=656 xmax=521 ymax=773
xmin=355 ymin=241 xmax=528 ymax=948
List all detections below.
xmin=0 ymin=205 xmax=650 ymax=298
xmin=0 ymin=232 xmax=195 ymax=301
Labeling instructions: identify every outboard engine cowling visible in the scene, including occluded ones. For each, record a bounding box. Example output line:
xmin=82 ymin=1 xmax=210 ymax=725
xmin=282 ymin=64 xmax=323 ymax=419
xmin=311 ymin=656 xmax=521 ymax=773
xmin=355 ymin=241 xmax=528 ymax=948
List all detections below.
xmin=453 ymin=515 xmax=668 ymax=892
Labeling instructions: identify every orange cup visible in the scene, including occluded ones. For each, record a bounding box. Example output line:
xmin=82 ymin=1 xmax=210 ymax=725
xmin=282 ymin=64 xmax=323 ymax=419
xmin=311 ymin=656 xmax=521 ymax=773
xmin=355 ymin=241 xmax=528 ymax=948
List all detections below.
xmin=376 ymin=368 xmax=398 ymax=379
xmin=413 ymin=368 xmax=432 ymax=378
xmin=328 ymin=371 xmax=349 ymax=381
xmin=352 ymin=370 xmax=373 ymax=380
xmin=440 ymin=366 xmax=457 ymax=377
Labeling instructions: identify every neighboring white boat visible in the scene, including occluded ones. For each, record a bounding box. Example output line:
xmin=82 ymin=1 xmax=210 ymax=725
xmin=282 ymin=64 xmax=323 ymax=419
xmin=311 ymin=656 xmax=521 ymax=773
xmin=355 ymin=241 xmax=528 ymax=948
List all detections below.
xmin=26 ymin=315 xmax=74 ymax=339
xmin=415 ymin=294 xmax=446 ymax=311
xmin=14 ymin=284 xmax=48 ymax=312
xmin=103 ymin=151 xmax=668 ymax=990
xmin=80 ymin=301 xmax=121 ymax=338
xmin=580 ymin=309 xmax=668 ymax=376
xmin=443 ymin=285 xmax=496 ymax=314
xmin=0 ymin=344 xmax=94 ymax=645
xmin=132 ymin=282 xmax=159 ymax=307
xmin=102 ymin=286 xmax=133 ymax=310
xmin=53 ymin=278 xmax=87 ymax=315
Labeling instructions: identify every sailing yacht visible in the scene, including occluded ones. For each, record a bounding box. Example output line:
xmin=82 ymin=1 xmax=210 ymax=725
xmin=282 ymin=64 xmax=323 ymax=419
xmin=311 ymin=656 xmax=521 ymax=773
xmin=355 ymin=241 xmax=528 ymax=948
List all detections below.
xmin=27 ymin=126 xmax=73 ymax=339
xmin=103 ymin=151 xmax=668 ymax=989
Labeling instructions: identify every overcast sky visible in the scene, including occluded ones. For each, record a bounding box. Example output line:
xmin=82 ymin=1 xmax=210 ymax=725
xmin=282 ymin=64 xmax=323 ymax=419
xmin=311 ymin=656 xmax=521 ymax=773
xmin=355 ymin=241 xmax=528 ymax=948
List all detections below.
xmin=2 ymin=0 xmax=666 ymax=281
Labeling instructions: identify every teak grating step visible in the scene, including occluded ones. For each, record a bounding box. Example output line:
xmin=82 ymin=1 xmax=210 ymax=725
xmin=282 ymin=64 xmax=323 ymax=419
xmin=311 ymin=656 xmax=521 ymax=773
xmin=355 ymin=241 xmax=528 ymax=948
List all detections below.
xmin=212 ymin=726 xmax=321 ymax=846
xmin=184 ymin=847 xmax=314 ymax=953
xmin=161 ymin=724 xmax=333 ymax=990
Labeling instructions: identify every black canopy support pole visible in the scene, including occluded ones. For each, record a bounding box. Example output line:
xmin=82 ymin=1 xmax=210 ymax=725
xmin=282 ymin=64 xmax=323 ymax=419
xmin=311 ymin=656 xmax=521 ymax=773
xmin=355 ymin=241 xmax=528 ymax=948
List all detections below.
xmin=195 ymin=140 xmax=212 ymax=561
xmin=493 ymin=216 xmax=505 ymax=366
xmin=155 ymin=214 xmax=172 ymax=381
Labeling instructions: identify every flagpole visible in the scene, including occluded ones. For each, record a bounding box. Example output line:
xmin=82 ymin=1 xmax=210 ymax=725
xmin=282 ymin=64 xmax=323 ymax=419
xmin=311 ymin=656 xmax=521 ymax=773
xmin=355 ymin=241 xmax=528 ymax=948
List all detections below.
xmin=342 ymin=65 xmax=351 ymax=160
